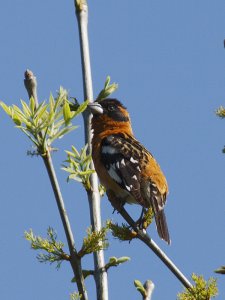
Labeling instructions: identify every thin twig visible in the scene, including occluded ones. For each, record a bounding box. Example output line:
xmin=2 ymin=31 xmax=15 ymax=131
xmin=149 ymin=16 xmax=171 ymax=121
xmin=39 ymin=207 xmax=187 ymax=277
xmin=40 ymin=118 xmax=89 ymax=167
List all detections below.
xmin=24 ymin=70 xmax=88 ymax=300
xmin=117 ymin=206 xmax=193 ymax=290
xmin=43 ymin=154 xmax=87 ymax=299
xmin=74 ymin=1 xmax=109 ymax=300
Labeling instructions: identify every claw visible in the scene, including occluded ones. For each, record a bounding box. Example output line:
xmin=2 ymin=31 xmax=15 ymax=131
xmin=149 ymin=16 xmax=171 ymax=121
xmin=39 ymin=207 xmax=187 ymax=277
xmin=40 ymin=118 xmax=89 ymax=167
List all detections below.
xmin=134 ymin=208 xmax=147 ymax=229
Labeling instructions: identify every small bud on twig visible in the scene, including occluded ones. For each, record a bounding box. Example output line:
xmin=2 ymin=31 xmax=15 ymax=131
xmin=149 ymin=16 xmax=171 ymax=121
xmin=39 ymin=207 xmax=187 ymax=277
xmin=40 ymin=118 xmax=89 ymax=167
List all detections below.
xmin=24 ymin=69 xmax=38 ymax=105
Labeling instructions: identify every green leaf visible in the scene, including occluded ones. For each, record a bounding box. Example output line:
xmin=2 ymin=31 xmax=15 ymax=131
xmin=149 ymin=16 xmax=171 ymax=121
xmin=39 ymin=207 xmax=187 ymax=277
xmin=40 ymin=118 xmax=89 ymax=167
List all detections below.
xmin=81 ymin=155 xmax=92 ymax=168
xmin=33 ymin=101 xmax=47 ymax=120
xmin=49 ymin=94 xmax=55 ymax=113
xmin=71 ymin=145 xmax=80 ymax=156
xmin=18 ymin=127 xmax=39 ymax=147
xmin=134 ymin=280 xmax=146 ymax=297
xmin=116 ymin=256 xmax=130 ymax=264
xmin=96 ymin=76 xmax=118 ymax=101
xmin=68 ymin=174 xmax=83 ymax=182
xmin=11 ymin=106 xmax=30 ymax=125
xmin=77 ymin=170 xmax=95 ymax=176
xmin=29 ymin=97 xmax=35 ymax=114
xmin=47 ymin=110 xmax=55 ymax=126
xmin=80 ymin=144 xmax=88 ymax=160
xmin=12 ymin=104 xmax=26 ymax=117
xmin=71 ymin=100 xmax=89 ymax=118
xmin=105 ymin=256 xmax=130 ymax=271
xmin=0 ymin=101 xmax=12 ymax=116
xmin=63 ymin=101 xmax=72 ymax=125
xmin=12 ymin=112 xmax=22 ymax=125
xmin=48 ymin=126 xmax=78 ymax=144
xmin=65 ymin=150 xmax=77 ymax=158
xmin=21 ymin=100 xmax=31 ymax=117
xmin=54 ymin=87 xmax=67 ymax=110
xmin=104 ymin=75 xmax=111 ymax=89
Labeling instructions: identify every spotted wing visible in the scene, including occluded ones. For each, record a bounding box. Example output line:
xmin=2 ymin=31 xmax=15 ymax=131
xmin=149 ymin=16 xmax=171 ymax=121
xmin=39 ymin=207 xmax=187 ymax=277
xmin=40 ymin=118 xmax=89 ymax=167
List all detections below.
xmin=100 ymin=134 xmax=147 ymax=205
xmin=101 ymin=134 xmax=170 ymax=244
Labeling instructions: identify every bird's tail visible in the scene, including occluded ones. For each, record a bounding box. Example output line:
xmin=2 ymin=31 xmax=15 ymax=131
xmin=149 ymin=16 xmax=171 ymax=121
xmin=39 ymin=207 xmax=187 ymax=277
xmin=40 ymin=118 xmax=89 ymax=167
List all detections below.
xmin=155 ymin=210 xmax=171 ymax=244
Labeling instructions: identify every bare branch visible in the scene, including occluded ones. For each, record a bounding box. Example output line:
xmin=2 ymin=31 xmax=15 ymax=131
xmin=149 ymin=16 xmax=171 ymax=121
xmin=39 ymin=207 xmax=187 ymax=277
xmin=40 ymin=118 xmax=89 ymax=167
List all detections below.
xmin=74 ymin=1 xmax=109 ymax=300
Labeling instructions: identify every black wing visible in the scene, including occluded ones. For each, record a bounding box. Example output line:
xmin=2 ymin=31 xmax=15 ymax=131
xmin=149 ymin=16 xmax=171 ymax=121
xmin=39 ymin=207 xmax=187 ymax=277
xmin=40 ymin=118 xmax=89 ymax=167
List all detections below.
xmin=100 ymin=134 xmax=145 ymax=205
xmin=101 ymin=133 xmax=171 ymax=244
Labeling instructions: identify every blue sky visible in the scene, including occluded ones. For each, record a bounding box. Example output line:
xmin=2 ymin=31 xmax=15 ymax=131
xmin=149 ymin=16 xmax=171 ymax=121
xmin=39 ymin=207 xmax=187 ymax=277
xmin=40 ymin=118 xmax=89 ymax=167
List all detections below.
xmin=0 ymin=1 xmax=225 ymax=299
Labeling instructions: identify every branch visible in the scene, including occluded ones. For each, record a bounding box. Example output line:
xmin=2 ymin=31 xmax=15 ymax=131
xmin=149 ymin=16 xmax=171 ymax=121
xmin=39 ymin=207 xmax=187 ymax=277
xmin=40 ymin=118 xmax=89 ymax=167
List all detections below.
xmin=117 ymin=206 xmax=193 ymax=290
xmin=74 ymin=1 xmax=109 ymax=300
xmin=24 ymin=71 xmax=88 ymax=300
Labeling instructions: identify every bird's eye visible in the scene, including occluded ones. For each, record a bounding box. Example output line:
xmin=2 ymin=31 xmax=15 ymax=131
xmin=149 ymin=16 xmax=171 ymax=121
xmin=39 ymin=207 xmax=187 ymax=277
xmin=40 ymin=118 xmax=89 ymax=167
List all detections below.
xmin=108 ymin=104 xmax=116 ymax=111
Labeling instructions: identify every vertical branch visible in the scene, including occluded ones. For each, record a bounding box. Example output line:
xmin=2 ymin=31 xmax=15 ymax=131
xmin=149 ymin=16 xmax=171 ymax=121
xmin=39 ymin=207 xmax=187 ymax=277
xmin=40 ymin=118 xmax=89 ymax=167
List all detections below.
xmin=24 ymin=70 xmax=88 ymax=300
xmin=74 ymin=1 xmax=109 ymax=300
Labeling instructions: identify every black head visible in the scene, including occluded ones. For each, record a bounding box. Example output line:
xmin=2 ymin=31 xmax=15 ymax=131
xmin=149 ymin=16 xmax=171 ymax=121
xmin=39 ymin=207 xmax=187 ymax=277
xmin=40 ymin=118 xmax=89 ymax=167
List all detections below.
xmin=88 ymin=98 xmax=129 ymax=122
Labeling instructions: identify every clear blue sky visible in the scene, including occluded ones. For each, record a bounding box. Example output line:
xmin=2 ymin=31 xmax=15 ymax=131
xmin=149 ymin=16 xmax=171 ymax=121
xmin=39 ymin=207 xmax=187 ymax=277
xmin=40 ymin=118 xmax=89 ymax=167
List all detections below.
xmin=0 ymin=1 xmax=225 ymax=299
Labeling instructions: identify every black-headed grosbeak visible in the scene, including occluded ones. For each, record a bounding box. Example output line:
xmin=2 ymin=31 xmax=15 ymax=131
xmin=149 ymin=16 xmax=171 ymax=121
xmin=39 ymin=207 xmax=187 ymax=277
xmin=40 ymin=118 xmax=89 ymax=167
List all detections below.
xmin=89 ymin=98 xmax=170 ymax=244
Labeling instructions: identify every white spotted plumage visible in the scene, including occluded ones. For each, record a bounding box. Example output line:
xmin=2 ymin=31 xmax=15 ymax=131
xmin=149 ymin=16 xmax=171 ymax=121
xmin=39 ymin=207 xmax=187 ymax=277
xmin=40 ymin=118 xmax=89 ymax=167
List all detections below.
xmin=130 ymin=157 xmax=138 ymax=164
xmin=108 ymin=165 xmax=122 ymax=184
xmin=101 ymin=139 xmax=141 ymax=201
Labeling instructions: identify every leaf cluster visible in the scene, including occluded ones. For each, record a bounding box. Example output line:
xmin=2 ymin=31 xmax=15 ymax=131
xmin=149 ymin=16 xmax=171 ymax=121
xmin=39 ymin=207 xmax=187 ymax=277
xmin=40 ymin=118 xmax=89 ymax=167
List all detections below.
xmin=78 ymin=226 xmax=109 ymax=258
xmin=177 ymin=274 xmax=218 ymax=300
xmin=62 ymin=145 xmax=95 ymax=190
xmin=0 ymin=87 xmax=88 ymax=155
xmin=107 ymin=220 xmax=138 ymax=241
xmin=63 ymin=145 xmax=105 ymax=195
xmin=24 ymin=227 xmax=69 ymax=269
xmin=216 ymin=106 xmax=225 ymax=118
xmin=96 ymin=76 xmax=118 ymax=102
xmin=25 ymin=224 xmax=110 ymax=271
xmin=70 ymin=291 xmax=82 ymax=300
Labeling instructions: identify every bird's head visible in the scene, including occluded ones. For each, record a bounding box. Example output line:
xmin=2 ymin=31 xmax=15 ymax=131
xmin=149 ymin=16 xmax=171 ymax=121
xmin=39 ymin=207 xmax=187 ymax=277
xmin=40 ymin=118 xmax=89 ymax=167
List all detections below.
xmin=88 ymin=98 xmax=130 ymax=121
xmin=88 ymin=98 xmax=133 ymax=136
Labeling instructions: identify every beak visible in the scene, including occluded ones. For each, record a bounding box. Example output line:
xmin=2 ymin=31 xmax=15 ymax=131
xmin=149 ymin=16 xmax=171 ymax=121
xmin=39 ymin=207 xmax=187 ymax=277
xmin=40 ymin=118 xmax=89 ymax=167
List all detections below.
xmin=88 ymin=102 xmax=104 ymax=115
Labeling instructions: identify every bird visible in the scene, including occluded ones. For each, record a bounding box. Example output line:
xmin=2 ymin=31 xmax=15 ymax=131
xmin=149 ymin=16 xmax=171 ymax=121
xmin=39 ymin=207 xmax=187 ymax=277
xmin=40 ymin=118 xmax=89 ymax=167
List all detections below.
xmin=88 ymin=98 xmax=170 ymax=244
